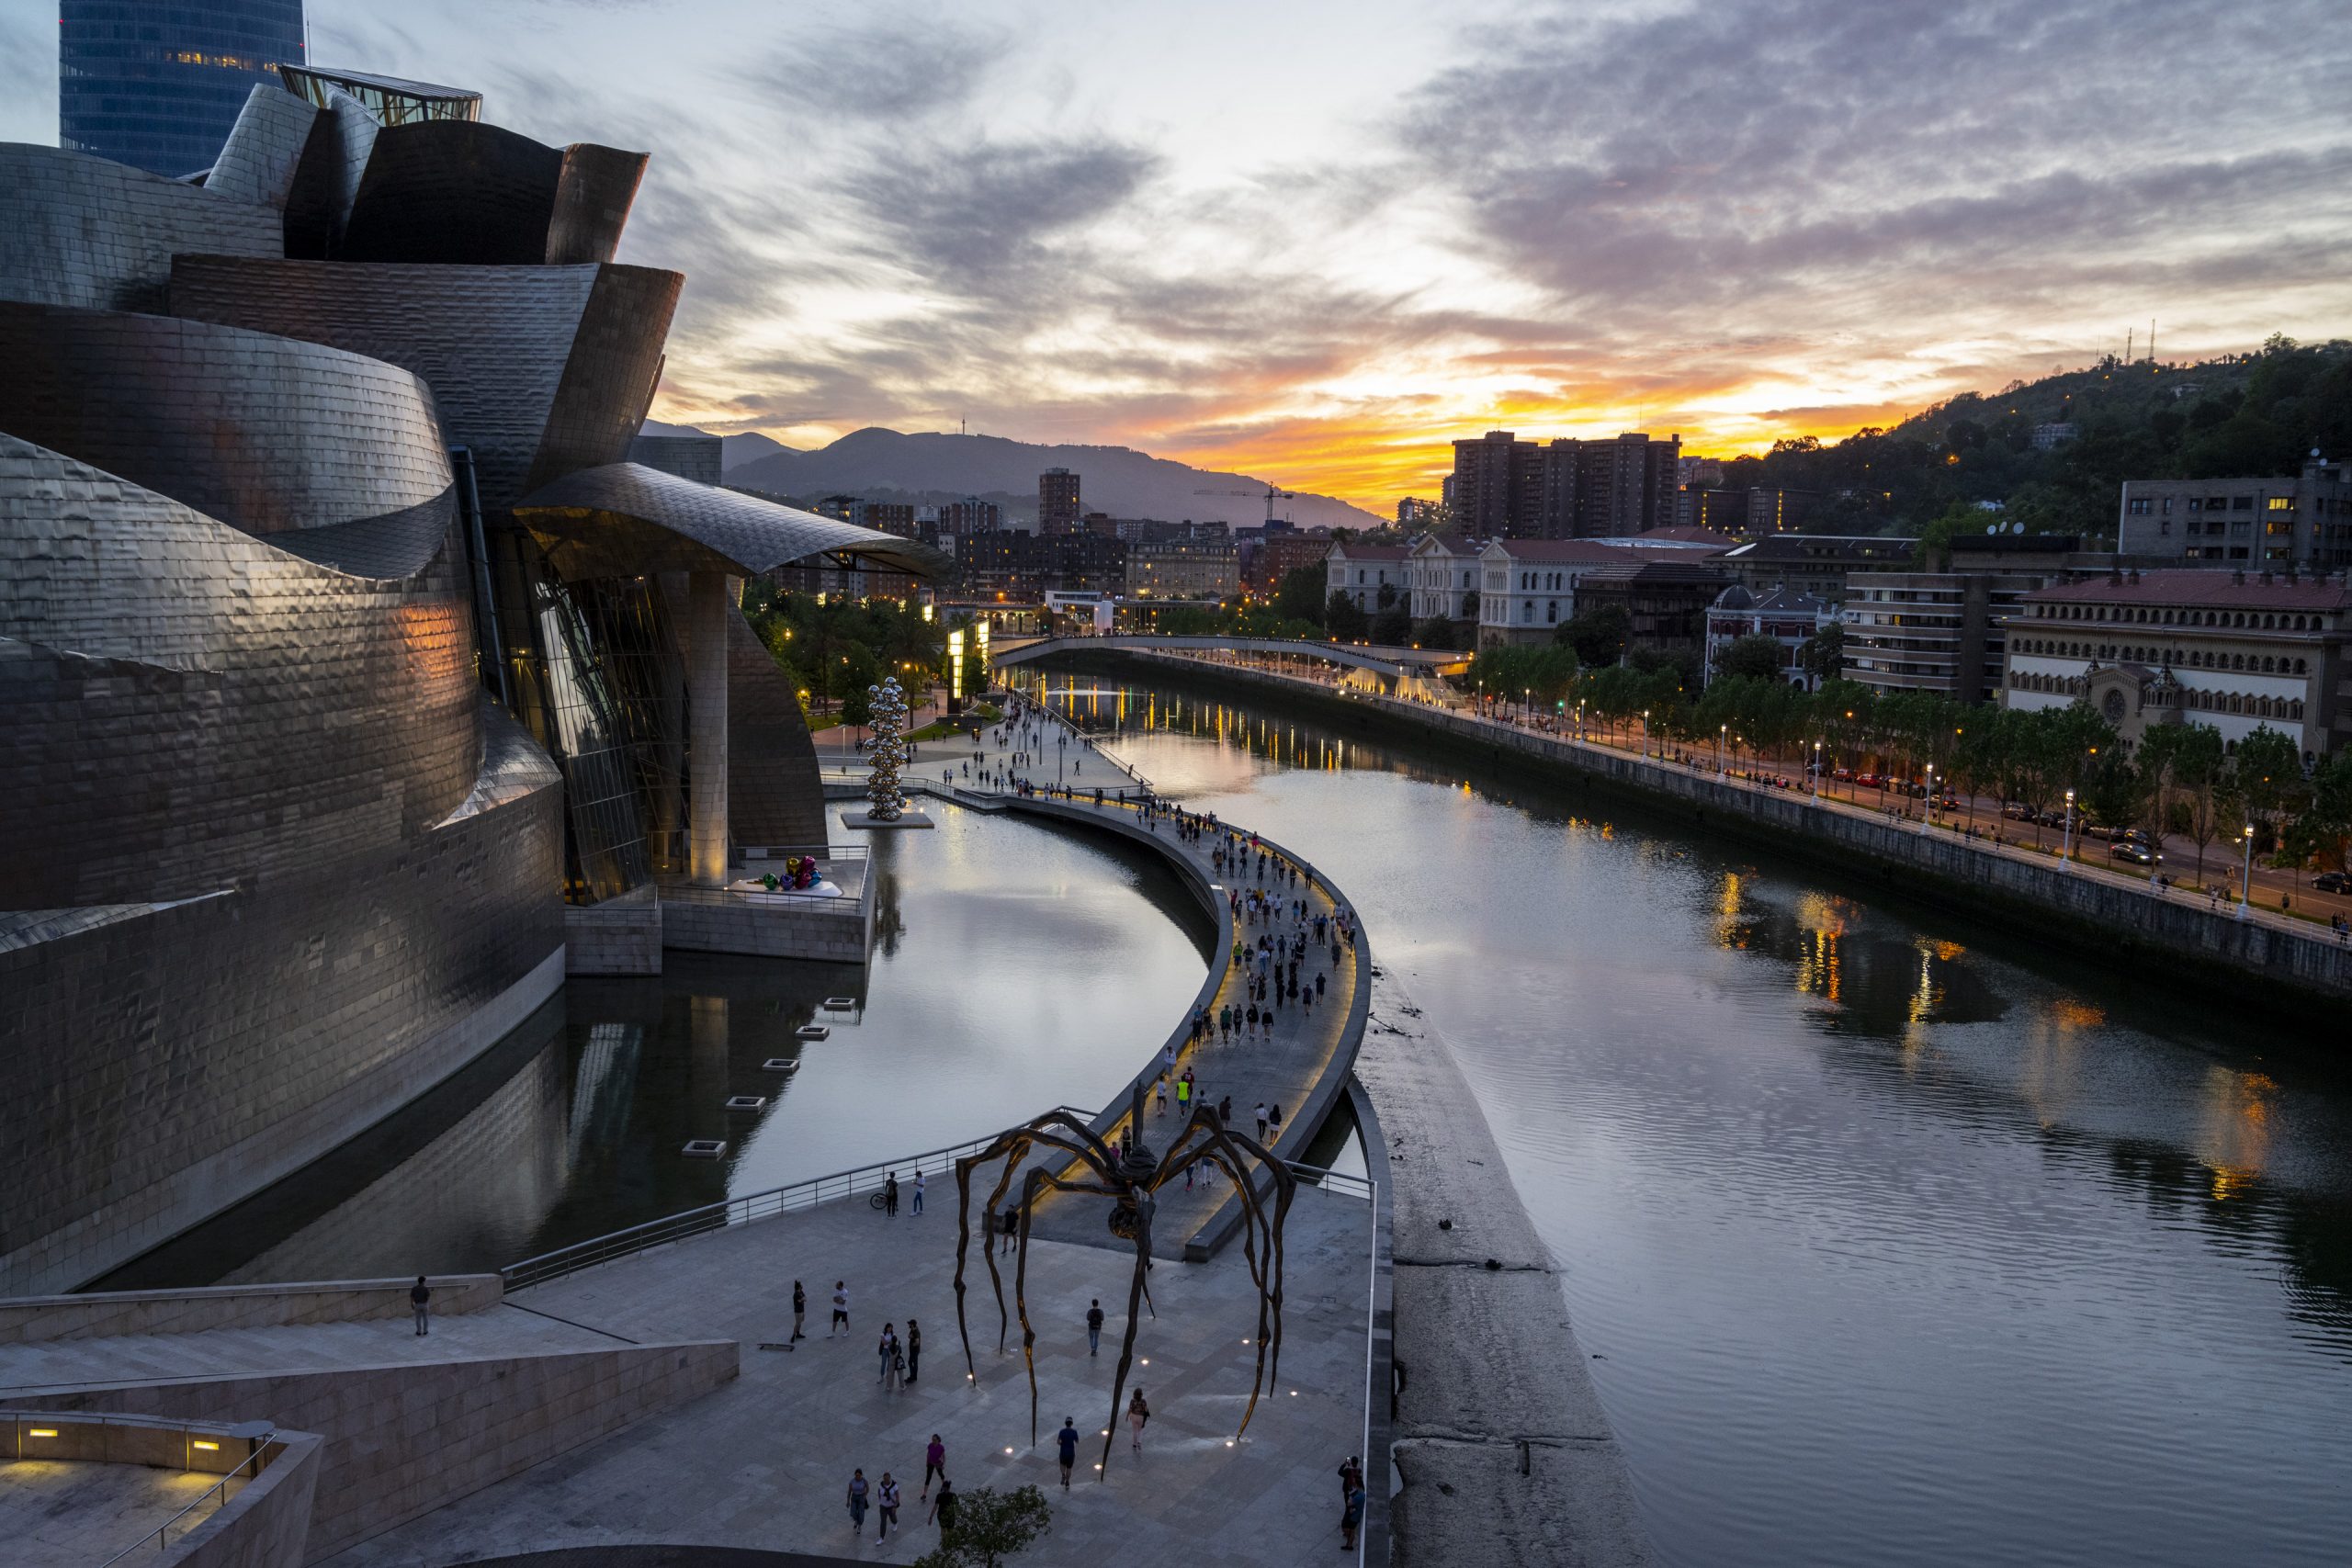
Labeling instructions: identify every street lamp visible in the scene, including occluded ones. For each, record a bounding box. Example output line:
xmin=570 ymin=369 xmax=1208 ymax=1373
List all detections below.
xmin=1813 ymin=739 xmax=1822 ymax=800
xmin=1921 ymin=763 xmax=1935 ymax=832
xmin=1642 ymin=709 xmax=1650 ymax=754
xmin=2063 ymin=788 xmax=2076 ymax=865
xmin=1717 ymin=723 xmax=1727 ymax=773
xmin=2237 ymin=824 xmax=2256 ymax=921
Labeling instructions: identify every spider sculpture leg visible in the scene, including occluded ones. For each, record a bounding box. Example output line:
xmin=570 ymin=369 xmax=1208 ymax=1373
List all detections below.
xmin=1100 ymin=1184 xmax=1155 ymax=1481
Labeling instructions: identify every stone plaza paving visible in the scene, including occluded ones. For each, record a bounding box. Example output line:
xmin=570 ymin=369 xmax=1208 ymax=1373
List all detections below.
xmin=328 ymin=1180 xmax=1376 ymax=1565
xmin=0 ymin=1456 xmax=220 ymax=1568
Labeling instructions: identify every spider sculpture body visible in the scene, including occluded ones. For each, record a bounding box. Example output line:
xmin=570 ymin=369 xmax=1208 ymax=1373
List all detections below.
xmin=953 ymin=1091 xmax=1295 ymax=1479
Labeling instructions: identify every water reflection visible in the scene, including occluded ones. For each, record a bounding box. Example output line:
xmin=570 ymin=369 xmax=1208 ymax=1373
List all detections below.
xmin=1013 ymin=663 xmax=2352 ymax=1568
xmin=105 ymin=806 xmax=1210 ymax=1286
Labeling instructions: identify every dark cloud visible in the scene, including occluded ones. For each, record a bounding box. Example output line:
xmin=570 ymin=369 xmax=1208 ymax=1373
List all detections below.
xmin=752 ymin=16 xmax=1011 ymax=123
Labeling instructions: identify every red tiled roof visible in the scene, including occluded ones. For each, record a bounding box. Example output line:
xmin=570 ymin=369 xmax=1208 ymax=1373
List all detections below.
xmin=2023 ymin=570 xmax=2352 ymax=610
xmin=1481 ymin=539 xmax=1696 ymax=563
xmin=1326 ymin=542 xmax=1411 ymax=560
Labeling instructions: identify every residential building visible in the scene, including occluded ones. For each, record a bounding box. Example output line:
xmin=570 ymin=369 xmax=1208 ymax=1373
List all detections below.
xmin=1039 ymin=467 xmax=1082 ymax=534
xmin=1449 ymin=430 xmax=1544 ymax=536
xmin=1326 ymin=541 xmax=1412 ymax=613
xmin=957 ymin=531 xmax=1126 ymax=599
xmin=2117 ymin=455 xmax=2352 ymax=570
xmin=2002 ymin=569 xmax=2350 ymax=761
xmin=1407 ymin=536 xmax=1484 ymax=624
xmin=938 ymin=497 xmax=1002 ymax=536
xmin=1842 ymin=535 xmax=2097 ymax=702
xmin=1126 ymin=536 xmax=1239 ymax=599
xmin=1474 ymin=539 xmax=1697 ymax=648
xmin=2031 ymin=422 xmax=2078 ymax=449
xmin=1396 ymin=496 xmax=1442 ymax=526
xmin=1704 ymin=586 xmax=1837 ymax=688
xmin=1716 ymin=534 xmax=1917 ymax=604
xmin=1569 ymin=559 xmax=1733 ymax=663
xmin=1244 ymin=526 xmax=1335 ymax=595
xmin=59 ymin=0 xmax=310 ymax=177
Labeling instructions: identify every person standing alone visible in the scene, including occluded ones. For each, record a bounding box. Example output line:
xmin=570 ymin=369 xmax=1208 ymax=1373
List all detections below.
xmin=411 ymin=1276 xmax=431 ymax=1336
xmin=1086 ymin=1299 xmax=1104 ymax=1356
xmin=791 ymin=1280 xmax=806 ymax=1342
xmin=831 ymin=1280 xmax=850 ymax=1337
xmin=905 ymin=1318 xmax=922 ymax=1384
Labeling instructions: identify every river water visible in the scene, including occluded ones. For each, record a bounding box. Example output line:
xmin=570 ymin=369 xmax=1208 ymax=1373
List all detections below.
xmin=1013 ymin=669 xmax=2352 ymax=1568
xmin=107 ymin=665 xmax=2352 ymax=1564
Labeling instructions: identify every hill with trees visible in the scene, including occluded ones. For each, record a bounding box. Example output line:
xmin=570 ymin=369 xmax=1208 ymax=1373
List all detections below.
xmin=1714 ymin=336 xmax=2352 ymax=541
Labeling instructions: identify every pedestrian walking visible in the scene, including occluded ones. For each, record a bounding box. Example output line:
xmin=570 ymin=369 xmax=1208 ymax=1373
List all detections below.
xmin=886 ymin=1338 xmax=905 ymax=1393
xmin=1218 ymin=1094 xmax=1233 ymax=1128
xmin=846 ymin=1469 xmax=870 ymax=1536
xmin=912 ymin=1168 xmax=925 ymax=1215
xmin=922 ymin=1434 xmax=946 ymax=1499
xmin=876 ymin=1472 xmax=900 ymax=1541
xmin=1156 ymin=1075 xmax=1169 ymax=1115
xmin=905 ymin=1318 xmax=922 ymax=1384
xmin=411 ymin=1276 xmax=432 ymax=1337
xmin=1127 ymin=1387 xmax=1150 ymax=1452
xmin=1254 ymin=1101 xmax=1268 ymax=1142
xmin=1087 ymin=1299 xmax=1104 ymax=1356
xmin=1176 ymin=1070 xmax=1193 ymax=1116
xmin=878 ymin=1323 xmax=899 ymax=1382
xmin=885 ymin=1170 xmax=899 ymax=1216
xmin=1057 ymin=1416 xmax=1080 ymax=1488
xmin=1000 ymin=1203 xmax=1019 ymax=1255
xmin=1268 ymin=1102 xmax=1283 ymax=1144
xmin=791 ymin=1280 xmax=806 ymax=1341
xmin=928 ymin=1479 xmax=958 ymax=1540
xmin=831 ymin=1280 xmax=850 ymax=1337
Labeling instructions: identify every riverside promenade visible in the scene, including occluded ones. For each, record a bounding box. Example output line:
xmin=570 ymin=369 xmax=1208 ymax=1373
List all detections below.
xmin=1030 ymin=646 xmax=2352 ymax=1009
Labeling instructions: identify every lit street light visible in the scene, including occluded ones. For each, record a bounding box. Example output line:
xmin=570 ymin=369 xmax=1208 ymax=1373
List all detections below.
xmin=2238 ymin=824 xmax=2256 ymax=921
xmin=2063 ymin=787 xmax=2076 ymax=866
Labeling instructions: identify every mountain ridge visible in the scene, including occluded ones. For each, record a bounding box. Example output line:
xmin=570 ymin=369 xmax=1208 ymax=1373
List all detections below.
xmin=643 ymin=423 xmax=1383 ymax=529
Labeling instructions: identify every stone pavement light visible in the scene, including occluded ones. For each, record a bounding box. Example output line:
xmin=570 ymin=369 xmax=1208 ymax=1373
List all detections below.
xmin=325 ymin=1179 xmax=1375 ymax=1567
xmin=0 ymin=1458 xmax=218 ymax=1568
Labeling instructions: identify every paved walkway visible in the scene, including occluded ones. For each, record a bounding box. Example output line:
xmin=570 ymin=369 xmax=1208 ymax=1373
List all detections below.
xmin=843 ymin=694 xmax=1369 ymax=1260
xmin=0 ymin=1458 xmax=219 ymax=1568
xmin=328 ymin=1182 xmax=1374 ymax=1567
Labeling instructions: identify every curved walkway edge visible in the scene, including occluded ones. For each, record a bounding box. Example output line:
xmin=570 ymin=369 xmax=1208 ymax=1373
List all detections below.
xmin=1353 ymin=964 xmax=1653 ymax=1568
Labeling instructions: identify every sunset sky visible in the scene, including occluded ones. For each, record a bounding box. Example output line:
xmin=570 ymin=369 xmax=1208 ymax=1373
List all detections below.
xmin=9 ymin=0 xmax=2348 ymax=509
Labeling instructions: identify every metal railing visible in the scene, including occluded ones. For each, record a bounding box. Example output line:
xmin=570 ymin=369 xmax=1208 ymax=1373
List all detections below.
xmin=502 ymin=1108 xmax=1091 ymax=1292
xmin=503 ymin=1111 xmax=1374 ymax=1293
xmin=92 ymin=1423 xmax=274 ymax=1566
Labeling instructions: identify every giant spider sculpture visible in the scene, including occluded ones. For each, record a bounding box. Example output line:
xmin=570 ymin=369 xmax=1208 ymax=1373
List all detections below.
xmin=953 ymin=1085 xmax=1295 ymax=1480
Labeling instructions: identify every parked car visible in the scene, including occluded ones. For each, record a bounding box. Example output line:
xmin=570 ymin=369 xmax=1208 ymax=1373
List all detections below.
xmin=1857 ymin=772 xmax=1882 ymax=788
xmin=2111 ymin=841 xmax=2161 ymax=865
xmin=1833 ymin=767 xmax=1854 ymax=782
xmin=2003 ymin=802 xmax=2035 ymax=820
xmin=2313 ymin=871 xmax=2350 ymax=894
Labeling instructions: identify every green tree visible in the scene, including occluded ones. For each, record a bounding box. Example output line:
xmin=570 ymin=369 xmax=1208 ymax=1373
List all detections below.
xmin=2232 ymin=724 xmax=2305 ymax=850
xmin=1410 ymin=615 xmax=1459 ymax=650
xmin=1714 ymin=634 xmax=1787 ymax=683
xmin=1324 ymin=591 xmax=1369 ymax=641
xmin=911 ymin=1483 xmax=1053 ymax=1568
xmin=2080 ymin=750 xmax=2143 ymax=833
xmin=2169 ymin=722 xmax=2231 ymax=884
xmin=1370 ymin=603 xmax=1414 ymax=646
xmin=1798 ymin=621 xmax=1844 ymax=682
xmin=1273 ymin=565 xmax=1328 ymax=626
xmin=1556 ymin=604 xmax=1631 ymax=667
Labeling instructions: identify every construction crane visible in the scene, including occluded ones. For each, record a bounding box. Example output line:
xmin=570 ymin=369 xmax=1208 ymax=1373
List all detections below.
xmin=1193 ymin=483 xmax=1295 ymax=525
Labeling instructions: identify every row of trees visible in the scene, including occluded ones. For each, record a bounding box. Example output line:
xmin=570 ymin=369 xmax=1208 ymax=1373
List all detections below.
xmin=742 ymin=584 xmax=942 ymax=724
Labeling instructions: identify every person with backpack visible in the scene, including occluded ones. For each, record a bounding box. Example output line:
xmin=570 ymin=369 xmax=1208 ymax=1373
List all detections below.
xmin=1127 ymin=1387 xmax=1150 ymax=1452
xmin=1086 ymin=1299 xmax=1104 ymax=1356
xmin=876 ymin=1472 xmax=901 ymax=1542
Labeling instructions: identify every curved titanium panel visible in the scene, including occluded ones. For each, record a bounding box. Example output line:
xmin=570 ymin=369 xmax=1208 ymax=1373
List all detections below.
xmin=726 ymin=604 xmax=830 ymax=849
xmin=517 ymin=461 xmax=954 ymax=581
xmin=547 ymin=143 xmax=650 ymax=265
xmin=208 ymin=83 xmax=324 ymax=211
xmin=0 ymin=303 xmax=453 ymax=551
xmin=0 ymin=145 xmax=281 ymax=314
xmin=340 ymin=119 xmax=564 ymax=264
xmin=169 ymin=256 xmax=681 ymax=511
xmin=0 ymin=436 xmax=481 ymax=905
xmin=0 ymin=705 xmax=563 ymax=1294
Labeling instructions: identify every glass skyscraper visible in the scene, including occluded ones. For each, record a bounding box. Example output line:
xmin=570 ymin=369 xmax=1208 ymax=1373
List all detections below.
xmin=60 ymin=1 xmax=306 ymax=177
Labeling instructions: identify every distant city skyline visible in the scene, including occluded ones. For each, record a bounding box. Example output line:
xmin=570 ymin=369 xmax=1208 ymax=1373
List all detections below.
xmin=9 ymin=0 xmax=2348 ymax=508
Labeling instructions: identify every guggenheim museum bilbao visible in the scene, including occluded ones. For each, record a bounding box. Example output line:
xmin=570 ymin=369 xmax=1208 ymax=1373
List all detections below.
xmin=0 ymin=64 xmax=943 ymax=1295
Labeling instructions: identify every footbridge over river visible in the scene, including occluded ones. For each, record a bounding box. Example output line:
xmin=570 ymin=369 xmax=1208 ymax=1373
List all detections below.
xmin=992 ymin=634 xmax=1470 ymax=698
